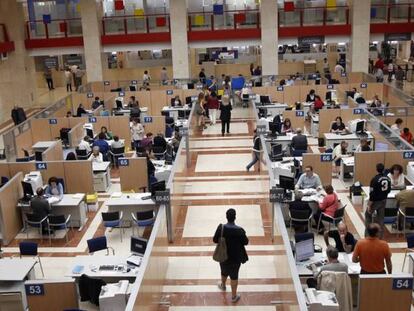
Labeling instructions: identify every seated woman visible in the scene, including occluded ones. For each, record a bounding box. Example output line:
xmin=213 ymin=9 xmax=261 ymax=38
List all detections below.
xmin=76 ymin=104 xmax=87 ymax=117
xmin=89 ymin=146 xmax=103 ymax=163
xmin=65 ymin=152 xmax=77 ymax=160
xmin=100 ymin=126 xmax=113 ymax=140
xmin=306 ymin=89 xmax=316 ymax=102
xmin=281 ymin=118 xmax=293 ymax=133
xmin=45 ymin=177 xmax=64 ymax=200
xmin=313 ymin=185 xmax=339 ymax=234
xmin=313 ymin=95 xmax=324 ymax=111
xmin=171 ymin=95 xmax=182 ymax=107
xmin=355 ymin=138 xmax=371 ymax=152
xmin=387 ymin=164 xmax=406 ymax=190
xmin=111 ymin=136 xmax=124 ymax=149
xmin=330 ymin=116 xmax=346 ymax=133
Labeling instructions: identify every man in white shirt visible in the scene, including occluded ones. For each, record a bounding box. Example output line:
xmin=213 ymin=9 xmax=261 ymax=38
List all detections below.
xmin=78 ymin=136 xmax=91 ymax=153
xmin=296 ymin=166 xmax=322 ymax=190
xmin=89 ymin=146 xmax=103 ymax=163
xmin=111 ymin=136 xmax=124 ymax=149
xmin=286 ymin=76 xmax=295 ymax=86
xmin=334 ymin=62 xmax=344 ymax=73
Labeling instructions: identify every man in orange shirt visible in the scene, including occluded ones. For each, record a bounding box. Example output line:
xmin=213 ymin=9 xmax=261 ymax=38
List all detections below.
xmin=401 ymin=127 xmax=413 ymax=144
xmin=352 ymin=223 xmax=392 ymax=274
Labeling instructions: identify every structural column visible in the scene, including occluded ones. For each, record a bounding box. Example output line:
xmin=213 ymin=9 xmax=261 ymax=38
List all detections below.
xmin=260 ymin=0 xmax=278 ymax=75
xmin=0 ymin=0 xmax=37 ymax=120
xmin=349 ymin=0 xmax=370 ymax=73
xmin=79 ymin=0 xmax=104 ymax=82
xmin=170 ymin=0 xmax=190 ymax=79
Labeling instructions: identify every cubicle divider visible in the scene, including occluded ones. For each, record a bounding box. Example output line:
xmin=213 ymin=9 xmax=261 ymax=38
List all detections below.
xmin=0 ymin=172 xmax=24 ymax=245
xmin=354 ymin=151 xmax=412 ymax=185
xmin=42 ymin=140 xmax=63 ymax=161
xmin=282 ymin=110 xmax=306 ymax=130
xmin=118 ymin=157 xmax=148 ymax=192
xmin=142 ymin=116 xmax=166 ymax=137
xmin=0 ymin=160 xmax=94 ymax=194
xmin=318 ymin=108 xmax=366 ymax=138
xmin=302 ymin=153 xmax=332 ymax=186
xmin=68 ymin=123 xmax=84 ymax=148
xmin=374 ymin=106 xmax=414 ymax=130
xmin=15 ymin=126 xmax=34 ymax=158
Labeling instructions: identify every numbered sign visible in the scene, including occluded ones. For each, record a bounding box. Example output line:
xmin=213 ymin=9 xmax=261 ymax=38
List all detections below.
xmin=327 ymin=84 xmax=334 ymax=90
xmin=143 ymin=116 xmax=153 ymax=123
xmin=353 ymin=108 xmax=365 ymax=115
xmin=131 ymin=80 xmax=137 ymax=85
xmin=48 ymin=118 xmax=57 ymax=125
xmin=257 ymin=125 xmax=267 ymax=135
xmin=360 ymin=83 xmax=367 ymax=89
xmin=249 ymin=94 xmax=256 ymax=100
xmin=392 ymin=278 xmax=413 ymax=290
xmin=191 ymin=96 xmax=198 ymax=101
xmin=403 ymin=151 xmax=414 ymax=159
xmin=320 ymin=154 xmax=333 ymax=162
xmin=277 ymin=86 xmax=284 ymax=91
xmin=35 ymin=162 xmax=47 ymax=170
xmin=118 ymin=158 xmax=129 ymax=167
xmin=270 ymin=187 xmax=285 ymax=203
xmin=119 ymin=92 xmax=125 ymax=97
xmin=155 ymin=189 xmax=170 ymax=205
xmin=296 ymin=110 xmax=305 ymax=117
xmin=179 ymin=127 xmax=189 ymax=137
xmin=104 ymin=81 xmax=110 ymax=86
xmin=25 ymin=284 xmax=45 ymax=296
xmin=88 ymin=117 xmax=97 ymax=123
xmin=87 ymin=93 xmax=94 ymax=98
xmin=166 ymin=90 xmax=173 ymax=95
xmin=341 ymin=72 xmax=347 ymax=77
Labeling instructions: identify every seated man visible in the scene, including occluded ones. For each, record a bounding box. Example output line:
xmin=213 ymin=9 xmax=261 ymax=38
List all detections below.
xmin=91 ymin=97 xmax=102 ymax=110
xmin=111 ymin=135 xmax=124 ymax=149
xmin=355 ymin=138 xmax=371 ymax=152
xmin=296 ymin=165 xmax=322 ymax=190
xmin=306 ymin=246 xmax=348 ymax=288
xmin=30 ymin=187 xmax=51 ymax=234
xmin=324 ymin=222 xmax=356 ymax=254
xmin=78 ymin=135 xmax=91 ymax=153
xmin=153 ymin=133 xmax=167 ymax=150
xmin=291 ymin=128 xmax=308 ymax=152
xmin=45 ymin=177 xmax=64 ymax=201
xmin=89 ymin=146 xmax=103 ymax=163
xmin=92 ymin=133 xmax=110 ymax=156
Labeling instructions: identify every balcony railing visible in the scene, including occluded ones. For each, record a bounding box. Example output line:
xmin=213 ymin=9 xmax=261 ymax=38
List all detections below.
xmin=102 ymin=13 xmax=170 ymax=35
xmin=278 ymin=5 xmax=349 ymax=27
xmin=187 ymin=9 xmax=260 ymax=31
xmin=371 ymin=3 xmax=412 ymax=24
xmin=26 ymin=18 xmax=82 ymax=39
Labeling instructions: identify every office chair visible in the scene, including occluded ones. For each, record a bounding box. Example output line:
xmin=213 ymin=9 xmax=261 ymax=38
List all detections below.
xmin=317 ymin=205 xmax=346 ymax=232
xmin=108 ymin=146 xmax=125 ymax=167
xmin=87 ymin=236 xmax=115 ymax=255
xmin=101 ymin=211 xmax=124 ymax=242
xmin=75 ymin=148 xmax=90 ymax=160
xmin=60 ymin=128 xmax=71 ymax=148
xmin=398 ymin=207 xmax=414 ymax=236
xmin=131 ymin=210 xmax=156 ymax=237
xmin=19 ymin=242 xmax=44 ymax=277
xmin=270 ymin=143 xmax=284 ymax=162
xmin=25 ymin=213 xmax=48 ymax=242
xmin=384 ymin=207 xmax=399 ymax=235
xmin=402 ymin=234 xmax=414 ymax=271
xmin=289 ymin=208 xmax=312 ymax=234
xmin=152 ymin=145 xmax=167 ymax=160
xmin=48 ymin=214 xmax=71 ymax=245
xmin=292 ymin=148 xmax=307 ymax=157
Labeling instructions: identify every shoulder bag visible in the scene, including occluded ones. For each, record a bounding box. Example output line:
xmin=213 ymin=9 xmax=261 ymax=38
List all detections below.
xmin=213 ymin=224 xmax=228 ymax=263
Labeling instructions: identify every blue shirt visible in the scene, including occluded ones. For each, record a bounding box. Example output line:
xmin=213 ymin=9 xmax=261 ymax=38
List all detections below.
xmin=93 ymin=139 xmax=109 ymax=154
xmin=296 ymin=173 xmax=322 ymax=189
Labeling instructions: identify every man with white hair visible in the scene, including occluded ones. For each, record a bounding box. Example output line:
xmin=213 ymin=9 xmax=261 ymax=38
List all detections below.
xmin=324 ymin=222 xmax=356 ymax=254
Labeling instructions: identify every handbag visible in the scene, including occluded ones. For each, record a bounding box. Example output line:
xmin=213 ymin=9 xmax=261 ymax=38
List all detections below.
xmin=213 ymin=224 xmax=228 ymax=263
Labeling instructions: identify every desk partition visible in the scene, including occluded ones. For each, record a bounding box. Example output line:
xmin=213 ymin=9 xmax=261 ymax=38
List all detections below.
xmin=68 ymin=123 xmax=84 ymax=148
xmin=0 ymin=172 xmax=23 ymax=245
xmin=302 ymin=153 xmax=332 ymax=186
xmin=142 ymin=116 xmax=166 ymax=138
xmin=42 ymin=140 xmax=63 ymax=162
xmin=119 ymin=157 xmax=148 ymax=192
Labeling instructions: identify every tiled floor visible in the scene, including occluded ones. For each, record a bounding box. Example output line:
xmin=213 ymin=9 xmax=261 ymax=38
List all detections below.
xmin=195 ymin=153 xmax=253 ymax=172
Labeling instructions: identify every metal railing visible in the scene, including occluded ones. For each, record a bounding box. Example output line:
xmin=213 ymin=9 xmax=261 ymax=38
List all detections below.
xmin=278 ymin=5 xmax=349 ymax=27
xmin=102 ymin=13 xmax=170 ymax=35
xmin=26 ymin=18 xmax=82 ymax=39
xmin=371 ymin=3 xmax=412 ymax=24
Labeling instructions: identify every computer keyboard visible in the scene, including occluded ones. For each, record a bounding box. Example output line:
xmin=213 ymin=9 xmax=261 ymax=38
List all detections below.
xmin=99 ymin=265 xmax=115 ymax=271
xmin=142 ymin=195 xmax=152 ymax=200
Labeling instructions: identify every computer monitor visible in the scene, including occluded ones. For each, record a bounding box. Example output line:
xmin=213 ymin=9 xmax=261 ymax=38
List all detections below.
xmin=295 ymin=238 xmax=314 ymax=262
xmin=86 ymin=129 xmax=94 ymax=139
xmin=356 ymin=120 xmax=365 ymax=134
xmin=260 ymin=95 xmax=270 ymax=104
xmin=271 ymin=143 xmax=283 ymax=156
xmin=279 ymin=175 xmax=295 ymax=191
xmin=130 ymin=236 xmax=148 ymax=256
xmin=129 ymin=85 xmax=137 ymax=91
xmin=150 ymin=180 xmax=166 ymax=197
xmin=21 ymin=181 xmax=34 ymax=199
xmin=115 ymin=100 xmax=123 ymax=110
xmin=34 ymin=151 xmax=43 ymax=162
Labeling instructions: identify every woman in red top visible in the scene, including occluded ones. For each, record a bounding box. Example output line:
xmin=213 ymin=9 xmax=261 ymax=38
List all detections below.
xmin=313 ymin=95 xmax=324 ymax=111
xmin=401 ymin=127 xmax=413 ymax=144
xmin=313 ymin=185 xmax=339 ymax=233
xmin=207 ymin=91 xmax=220 ymax=125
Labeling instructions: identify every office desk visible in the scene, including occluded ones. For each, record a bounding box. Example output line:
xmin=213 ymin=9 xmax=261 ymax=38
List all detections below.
xmin=93 ymin=161 xmax=111 ymax=192
xmin=265 ymin=133 xmax=309 ymax=152
xmin=296 ymin=252 xmax=360 ymax=277
xmin=310 ymin=114 xmax=319 ymax=137
xmin=361 ymin=185 xmax=414 ymax=212
xmin=0 ymin=258 xmax=37 ymax=281
xmin=175 ymin=119 xmax=188 ymax=127
xmin=32 ymin=141 xmax=56 ymax=153
xmin=106 ymin=192 xmax=156 ymax=222
xmin=256 ymin=103 xmax=288 ymax=117
xmin=162 ymin=105 xmax=191 ymax=121
xmin=19 ymin=194 xmax=87 ymax=231
xmin=67 ymin=255 xmax=139 ymax=281
xmin=324 ymin=132 xmax=375 ymax=151
xmin=340 ymin=156 xmax=354 ymax=182
xmin=152 ymin=160 xmax=172 ymax=183
xmin=272 ymin=157 xmax=302 ymax=182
